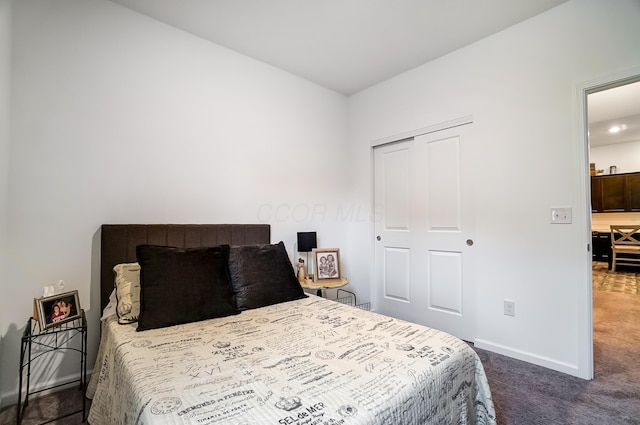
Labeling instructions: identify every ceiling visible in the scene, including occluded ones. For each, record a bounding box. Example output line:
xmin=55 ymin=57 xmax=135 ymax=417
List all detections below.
xmin=109 ymin=0 xmax=568 ymax=95
xmin=588 ymin=81 xmax=640 ymax=147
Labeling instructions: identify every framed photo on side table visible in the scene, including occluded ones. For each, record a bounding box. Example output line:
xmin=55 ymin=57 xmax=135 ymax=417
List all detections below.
xmin=34 ymin=290 xmax=81 ymax=331
xmin=313 ymin=248 xmax=341 ymax=282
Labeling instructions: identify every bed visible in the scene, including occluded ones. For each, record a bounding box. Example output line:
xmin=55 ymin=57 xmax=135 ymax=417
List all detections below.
xmin=87 ymin=224 xmax=496 ymax=425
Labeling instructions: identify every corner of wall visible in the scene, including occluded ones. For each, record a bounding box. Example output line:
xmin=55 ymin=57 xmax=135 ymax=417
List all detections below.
xmin=0 ymin=0 xmax=13 ymax=409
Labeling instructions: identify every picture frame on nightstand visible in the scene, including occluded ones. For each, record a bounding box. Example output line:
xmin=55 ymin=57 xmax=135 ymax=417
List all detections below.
xmin=313 ymin=248 xmax=341 ymax=282
xmin=34 ymin=290 xmax=81 ymax=331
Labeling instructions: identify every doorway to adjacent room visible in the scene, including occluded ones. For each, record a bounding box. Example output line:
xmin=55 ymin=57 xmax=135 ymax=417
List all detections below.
xmin=584 ymin=71 xmax=640 ymax=379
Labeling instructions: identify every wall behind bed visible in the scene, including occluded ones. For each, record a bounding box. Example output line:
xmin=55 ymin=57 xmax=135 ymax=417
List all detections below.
xmin=2 ymin=0 xmax=351 ymax=407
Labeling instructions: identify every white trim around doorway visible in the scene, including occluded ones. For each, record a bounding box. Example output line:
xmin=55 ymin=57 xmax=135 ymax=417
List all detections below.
xmin=574 ymin=65 xmax=640 ymax=380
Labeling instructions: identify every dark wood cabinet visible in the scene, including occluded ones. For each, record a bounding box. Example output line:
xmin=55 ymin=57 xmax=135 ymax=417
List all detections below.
xmin=627 ymin=173 xmax=640 ymax=210
xmin=592 ymin=231 xmax=611 ymax=265
xmin=591 ymin=172 xmax=640 ymax=212
xmin=591 ymin=177 xmax=602 ymax=212
xmin=600 ymin=175 xmax=625 ymax=211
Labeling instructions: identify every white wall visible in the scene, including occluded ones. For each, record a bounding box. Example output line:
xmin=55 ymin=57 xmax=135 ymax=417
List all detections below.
xmin=0 ymin=0 xmax=12 ymax=404
xmin=2 ymin=0 xmax=349 ymax=406
xmin=591 ymin=140 xmax=640 ymax=174
xmin=347 ymin=0 xmax=640 ymax=378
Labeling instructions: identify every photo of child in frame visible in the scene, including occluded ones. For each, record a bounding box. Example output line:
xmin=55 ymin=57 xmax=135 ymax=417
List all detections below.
xmin=50 ymin=303 xmax=66 ymax=322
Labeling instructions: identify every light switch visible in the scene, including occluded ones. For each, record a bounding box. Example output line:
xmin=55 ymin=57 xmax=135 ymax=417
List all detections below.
xmin=550 ymin=207 xmax=572 ymax=224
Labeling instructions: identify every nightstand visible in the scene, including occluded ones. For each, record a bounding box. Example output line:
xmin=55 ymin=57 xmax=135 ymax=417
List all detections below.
xmin=18 ymin=309 xmax=87 ymax=424
xmin=300 ymin=276 xmax=349 ymax=297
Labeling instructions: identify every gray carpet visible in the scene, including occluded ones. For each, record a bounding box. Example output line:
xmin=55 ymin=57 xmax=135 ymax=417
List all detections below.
xmin=0 ymin=383 xmax=86 ymax=424
xmin=1 ymin=291 xmax=638 ymax=424
xmin=474 ymin=290 xmax=640 ymax=425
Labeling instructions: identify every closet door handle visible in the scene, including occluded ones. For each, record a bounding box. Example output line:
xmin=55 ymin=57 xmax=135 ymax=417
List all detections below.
xmin=466 ymin=239 xmax=474 ymax=246
xmin=376 ymin=235 xmax=381 ymax=241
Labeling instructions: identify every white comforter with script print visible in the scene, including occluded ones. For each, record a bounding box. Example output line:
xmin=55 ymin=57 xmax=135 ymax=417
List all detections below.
xmin=87 ymin=295 xmax=496 ymax=425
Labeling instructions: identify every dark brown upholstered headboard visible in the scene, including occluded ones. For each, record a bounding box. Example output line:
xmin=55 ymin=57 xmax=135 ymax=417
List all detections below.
xmin=100 ymin=224 xmax=271 ymax=311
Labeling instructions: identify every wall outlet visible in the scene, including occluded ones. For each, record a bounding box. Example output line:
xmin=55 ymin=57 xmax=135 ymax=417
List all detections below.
xmin=504 ymin=300 xmax=516 ymax=317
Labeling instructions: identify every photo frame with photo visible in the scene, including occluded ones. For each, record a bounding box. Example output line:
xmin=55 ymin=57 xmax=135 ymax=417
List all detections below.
xmin=313 ymin=248 xmax=341 ymax=282
xmin=34 ymin=290 xmax=81 ymax=331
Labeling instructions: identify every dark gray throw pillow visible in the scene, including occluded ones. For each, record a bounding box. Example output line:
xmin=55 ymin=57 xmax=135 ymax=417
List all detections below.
xmin=228 ymin=241 xmax=307 ymax=310
xmin=136 ymin=244 xmax=239 ymax=331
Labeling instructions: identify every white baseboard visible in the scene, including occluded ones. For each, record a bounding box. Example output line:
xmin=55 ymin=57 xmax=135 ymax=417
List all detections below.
xmin=474 ymin=338 xmax=582 ymax=378
xmin=0 ymin=369 xmax=93 ymax=410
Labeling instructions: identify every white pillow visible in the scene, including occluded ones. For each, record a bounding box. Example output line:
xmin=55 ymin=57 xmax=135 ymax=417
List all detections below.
xmin=114 ymin=262 xmax=141 ymax=324
xmin=100 ymin=289 xmax=118 ymax=321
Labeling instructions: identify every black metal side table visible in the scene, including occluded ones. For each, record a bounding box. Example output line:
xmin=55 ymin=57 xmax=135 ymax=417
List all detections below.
xmin=18 ymin=309 xmax=87 ymax=424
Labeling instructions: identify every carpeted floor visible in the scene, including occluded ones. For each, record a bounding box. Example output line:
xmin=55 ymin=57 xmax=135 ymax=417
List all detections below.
xmin=0 ymin=383 xmax=86 ymax=424
xmin=474 ymin=290 xmax=640 ymax=425
xmin=1 ymin=288 xmax=638 ymax=424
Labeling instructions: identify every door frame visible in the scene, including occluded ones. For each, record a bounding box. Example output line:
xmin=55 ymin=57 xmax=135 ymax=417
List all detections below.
xmin=370 ymin=116 xmax=473 ymax=148
xmin=576 ymin=66 xmax=640 ymax=380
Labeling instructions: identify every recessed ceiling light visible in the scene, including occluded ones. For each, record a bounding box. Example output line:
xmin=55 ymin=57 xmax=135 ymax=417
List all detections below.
xmin=609 ymin=124 xmax=627 ymax=134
